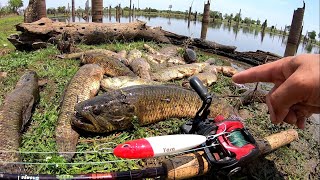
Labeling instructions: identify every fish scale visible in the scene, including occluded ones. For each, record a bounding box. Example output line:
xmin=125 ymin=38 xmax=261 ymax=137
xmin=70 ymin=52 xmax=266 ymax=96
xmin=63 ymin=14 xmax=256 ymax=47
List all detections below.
xmin=73 ymin=85 xmax=235 ymax=133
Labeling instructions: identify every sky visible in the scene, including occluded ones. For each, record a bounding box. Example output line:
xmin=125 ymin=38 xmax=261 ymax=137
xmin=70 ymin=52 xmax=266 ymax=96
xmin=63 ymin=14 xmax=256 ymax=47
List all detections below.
xmin=1 ymin=0 xmax=319 ymax=34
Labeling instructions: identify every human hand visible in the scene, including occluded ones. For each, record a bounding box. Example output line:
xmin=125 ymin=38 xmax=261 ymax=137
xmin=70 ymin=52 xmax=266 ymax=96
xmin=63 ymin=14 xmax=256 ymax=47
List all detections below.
xmin=232 ymin=54 xmax=320 ymax=129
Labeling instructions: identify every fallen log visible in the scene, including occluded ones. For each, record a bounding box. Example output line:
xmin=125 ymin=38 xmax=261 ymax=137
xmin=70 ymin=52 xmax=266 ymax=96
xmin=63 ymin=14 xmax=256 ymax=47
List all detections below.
xmin=8 ymin=18 xmax=236 ymax=53
xmin=202 ymin=49 xmax=282 ymax=66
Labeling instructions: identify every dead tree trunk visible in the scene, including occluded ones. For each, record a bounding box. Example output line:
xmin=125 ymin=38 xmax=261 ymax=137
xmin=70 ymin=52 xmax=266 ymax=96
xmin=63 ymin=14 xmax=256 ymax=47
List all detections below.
xmin=8 ymin=18 xmax=237 ymax=54
xmin=202 ymin=0 xmax=210 ymax=23
xmin=284 ymin=2 xmax=305 ymax=57
xmin=38 ymin=0 xmax=46 ymax=19
xmin=187 ymin=7 xmax=191 ymax=27
xmin=201 ymin=22 xmax=209 ymax=40
xmin=72 ymin=0 xmax=75 ymax=18
xmin=130 ymin=0 xmax=132 ymax=16
xmin=92 ymin=0 xmax=103 ymax=22
xmin=8 ymin=18 xmax=282 ymax=66
xmin=24 ymin=0 xmax=46 ymax=23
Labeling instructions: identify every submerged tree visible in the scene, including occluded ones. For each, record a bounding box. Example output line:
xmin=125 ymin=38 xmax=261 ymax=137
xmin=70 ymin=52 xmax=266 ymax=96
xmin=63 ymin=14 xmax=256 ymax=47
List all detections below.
xmin=92 ymin=0 xmax=103 ymax=22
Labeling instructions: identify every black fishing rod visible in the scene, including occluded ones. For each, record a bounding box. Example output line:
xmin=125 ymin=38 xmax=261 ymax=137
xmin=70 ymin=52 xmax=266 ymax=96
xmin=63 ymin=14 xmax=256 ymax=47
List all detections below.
xmin=0 ymin=167 xmax=166 ymax=180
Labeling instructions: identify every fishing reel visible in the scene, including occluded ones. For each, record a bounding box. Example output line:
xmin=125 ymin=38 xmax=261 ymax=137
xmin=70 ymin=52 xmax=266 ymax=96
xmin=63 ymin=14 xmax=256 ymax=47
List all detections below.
xmin=181 ymin=77 xmax=259 ymax=175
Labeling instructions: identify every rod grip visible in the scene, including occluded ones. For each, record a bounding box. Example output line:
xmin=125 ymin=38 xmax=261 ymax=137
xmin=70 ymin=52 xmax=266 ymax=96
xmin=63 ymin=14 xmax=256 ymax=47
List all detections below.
xmin=189 ymin=76 xmax=210 ymax=102
xmin=256 ymin=129 xmax=299 ymax=155
xmin=162 ymin=129 xmax=298 ymax=180
xmin=163 ymin=151 xmax=210 ymax=180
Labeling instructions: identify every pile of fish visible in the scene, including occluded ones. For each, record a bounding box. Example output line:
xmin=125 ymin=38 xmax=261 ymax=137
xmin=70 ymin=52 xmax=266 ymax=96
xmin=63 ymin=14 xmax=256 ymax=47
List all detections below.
xmin=55 ymin=44 xmax=240 ymax=159
xmin=0 ymin=44 xmax=241 ymax=165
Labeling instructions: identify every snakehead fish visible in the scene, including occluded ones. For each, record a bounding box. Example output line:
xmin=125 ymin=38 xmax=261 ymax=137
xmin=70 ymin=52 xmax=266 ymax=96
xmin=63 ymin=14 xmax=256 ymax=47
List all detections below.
xmin=81 ymin=52 xmax=136 ymax=77
xmin=55 ymin=64 xmax=104 ymax=160
xmin=0 ymin=71 xmax=39 ymax=172
xmin=71 ymin=85 xmax=235 ymax=133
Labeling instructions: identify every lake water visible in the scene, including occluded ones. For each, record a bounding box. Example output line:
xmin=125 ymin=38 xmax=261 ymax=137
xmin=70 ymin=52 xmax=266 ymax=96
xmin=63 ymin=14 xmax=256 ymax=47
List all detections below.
xmin=53 ymin=15 xmax=319 ymax=56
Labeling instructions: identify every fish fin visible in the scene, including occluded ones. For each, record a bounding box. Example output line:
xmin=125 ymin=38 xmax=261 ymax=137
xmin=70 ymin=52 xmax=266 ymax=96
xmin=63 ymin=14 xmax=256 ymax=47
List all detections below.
xmin=20 ymin=96 xmax=35 ymax=132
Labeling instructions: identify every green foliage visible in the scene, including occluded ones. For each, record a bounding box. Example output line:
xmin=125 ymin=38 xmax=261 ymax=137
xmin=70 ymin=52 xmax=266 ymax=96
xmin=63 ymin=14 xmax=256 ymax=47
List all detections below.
xmin=243 ymin=17 xmax=251 ymax=25
xmin=256 ymin=19 xmax=261 ymax=25
xmin=57 ymin=6 xmax=66 ymax=14
xmin=308 ymin=30 xmax=317 ymax=40
xmin=143 ymin=7 xmax=158 ymax=13
xmin=47 ymin=8 xmax=57 ymax=15
xmin=210 ymin=11 xmax=223 ymax=19
xmin=8 ymin=0 xmax=23 ymax=12
xmin=233 ymin=13 xmax=242 ymax=22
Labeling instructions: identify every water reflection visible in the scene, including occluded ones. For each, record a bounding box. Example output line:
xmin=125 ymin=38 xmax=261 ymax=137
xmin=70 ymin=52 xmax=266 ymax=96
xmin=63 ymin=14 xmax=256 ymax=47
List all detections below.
xmin=233 ymin=25 xmax=239 ymax=40
xmin=260 ymin=31 xmax=265 ymax=43
xmin=167 ymin=17 xmax=171 ymax=25
xmin=51 ymin=15 xmax=319 ymax=55
xmin=254 ymin=28 xmax=259 ymax=38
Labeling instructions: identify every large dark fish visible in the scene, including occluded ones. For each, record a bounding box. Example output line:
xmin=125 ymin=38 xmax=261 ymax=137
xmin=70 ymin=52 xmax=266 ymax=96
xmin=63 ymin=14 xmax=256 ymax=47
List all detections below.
xmin=55 ymin=64 xmax=104 ymax=161
xmin=81 ymin=52 xmax=136 ymax=77
xmin=0 ymin=71 xmax=39 ymax=173
xmin=71 ymin=85 xmax=235 ymax=133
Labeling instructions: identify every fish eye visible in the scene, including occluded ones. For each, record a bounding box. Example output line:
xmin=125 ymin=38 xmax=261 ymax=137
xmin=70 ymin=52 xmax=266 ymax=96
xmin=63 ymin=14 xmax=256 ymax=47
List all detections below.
xmin=122 ymin=144 xmax=130 ymax=148
xmin=93 ymin=107 xmax=101 ymax=115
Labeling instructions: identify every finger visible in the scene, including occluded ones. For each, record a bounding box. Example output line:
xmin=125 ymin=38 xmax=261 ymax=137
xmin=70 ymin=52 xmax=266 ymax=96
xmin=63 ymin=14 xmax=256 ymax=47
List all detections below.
xmin=283 ymin=110 xmax=297 ymax=125
xmin=296 ymin=117 xmax=306 ymax=129
xmin=292 ymin=104 xmax=320 ymax=114
xmin=232 ymin=57 xmax=292 ymax=84
xmin=268 ymin=75 xmax=306 ymax=124
xmin=266 ymin=86 xmax=278 ymax=123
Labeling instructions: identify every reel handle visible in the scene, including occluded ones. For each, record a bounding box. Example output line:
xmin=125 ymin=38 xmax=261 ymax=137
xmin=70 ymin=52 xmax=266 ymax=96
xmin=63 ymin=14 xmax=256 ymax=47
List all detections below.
xmin=189 ymin=77 xmax=211 ymax=103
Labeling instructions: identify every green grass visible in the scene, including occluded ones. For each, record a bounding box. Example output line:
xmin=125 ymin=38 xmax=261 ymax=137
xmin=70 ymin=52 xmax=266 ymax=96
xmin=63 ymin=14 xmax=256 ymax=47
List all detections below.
xmin=0 ymin=15 xmax=23 ymax=49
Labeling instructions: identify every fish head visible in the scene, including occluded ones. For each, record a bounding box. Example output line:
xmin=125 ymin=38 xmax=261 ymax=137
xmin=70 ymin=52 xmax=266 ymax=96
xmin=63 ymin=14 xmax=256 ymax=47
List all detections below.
xmin=73 ymin=94 xmax=136 ymax=133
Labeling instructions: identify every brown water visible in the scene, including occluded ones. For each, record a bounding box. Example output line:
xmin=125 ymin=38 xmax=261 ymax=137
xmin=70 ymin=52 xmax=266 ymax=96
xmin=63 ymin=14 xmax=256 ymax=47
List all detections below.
xmin=52 ymin=14 xmax=320 ymax=56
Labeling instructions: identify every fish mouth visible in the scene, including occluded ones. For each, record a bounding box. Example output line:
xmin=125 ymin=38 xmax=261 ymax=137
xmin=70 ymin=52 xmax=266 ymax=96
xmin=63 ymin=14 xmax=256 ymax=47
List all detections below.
xmin=74 ymin=112 xmax=94 ymax=126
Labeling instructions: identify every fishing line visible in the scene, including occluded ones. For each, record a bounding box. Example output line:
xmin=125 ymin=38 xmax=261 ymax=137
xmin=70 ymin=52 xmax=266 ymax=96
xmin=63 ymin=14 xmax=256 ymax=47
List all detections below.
xmin=206 ymin=123 xmax=228 ymax=140
xmin=0 ymin=159 xmax=134 ymax=165
xmin=0 ymin=142 xmax=116 ymax=155
xmin=0 ymin=150 xmax=114 ymax=155
xmin=167 ymin=143 xmax=219 ymax=157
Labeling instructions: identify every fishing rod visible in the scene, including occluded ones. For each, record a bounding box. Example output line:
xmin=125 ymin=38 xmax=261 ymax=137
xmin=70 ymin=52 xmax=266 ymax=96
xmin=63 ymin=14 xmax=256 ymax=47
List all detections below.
xmin=0 ymin=77 xmax=299 ymax=180
xmin=0 ymin=129 xmax=298 ymax=180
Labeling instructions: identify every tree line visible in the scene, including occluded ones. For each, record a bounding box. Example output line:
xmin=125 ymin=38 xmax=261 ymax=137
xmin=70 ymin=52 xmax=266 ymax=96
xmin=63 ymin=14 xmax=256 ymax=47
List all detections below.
xmin=0 ymin=0 xmax=23 ymax=17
